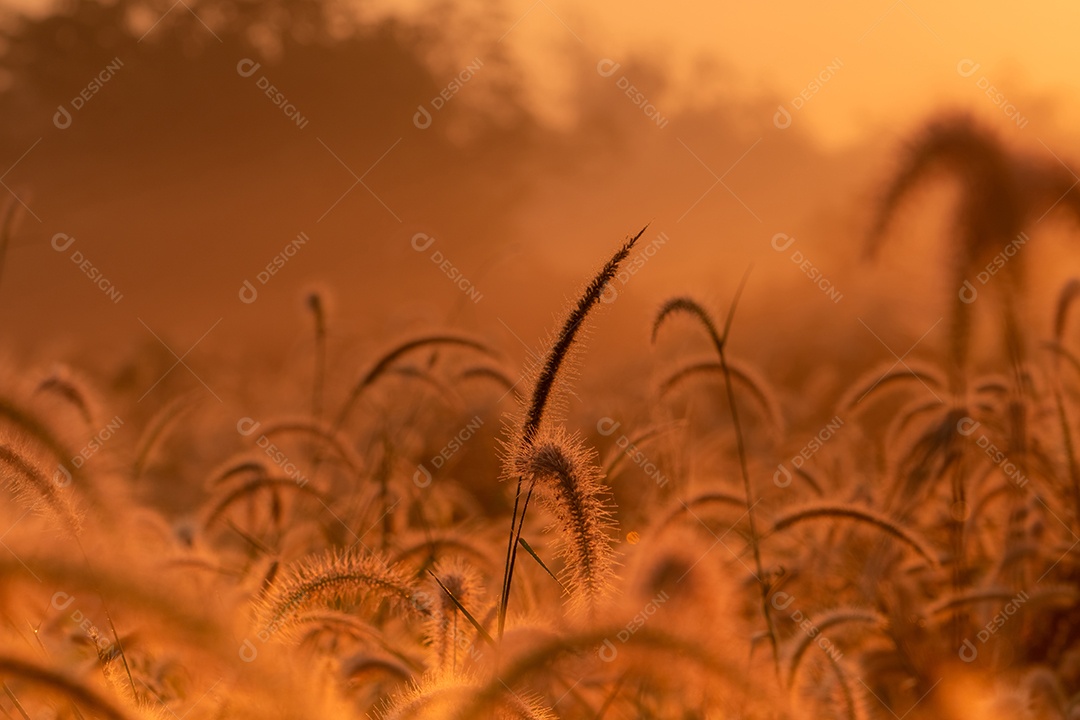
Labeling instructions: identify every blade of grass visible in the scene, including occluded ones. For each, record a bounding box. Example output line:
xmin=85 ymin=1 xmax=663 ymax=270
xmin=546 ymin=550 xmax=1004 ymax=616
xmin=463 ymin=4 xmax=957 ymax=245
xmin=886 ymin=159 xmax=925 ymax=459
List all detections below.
xmin=517 ymin=537 xmax=567 ymax=592
xmin=426 ymin=569 xmax=495 ymax=648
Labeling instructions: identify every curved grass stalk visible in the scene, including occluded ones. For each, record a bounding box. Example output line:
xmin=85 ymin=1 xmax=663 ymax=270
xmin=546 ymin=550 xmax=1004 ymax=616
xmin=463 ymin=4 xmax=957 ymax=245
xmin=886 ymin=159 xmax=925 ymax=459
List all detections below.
xmin=600 ymin=419 xmax=684 ymax=482
xmin=256 ymin=416 xmax=365 ymax=478
xmin=451 ymin=627 xmax=747 ymax=720
xmin=132 ymin=393 xmax=198 ymax=480
xmin=34 ymin=365 xmax=97 ymax=428
xmin=658 ymin=358 xmax=783 ymax=433
xmin=766 ymin=503 xmax=939 ymax=566
xmin=200 ymin=475 xmax=328 ymax=530
xmin=658 ymin=491 xmax=748 ymax=532
xmin=517 ymin=432 xmax=618 ymax=615
xmin=0 ymin=444 xmax=82 ymax=533
xmin=498 ymin=226 xmax=645 ymax=639
xmin=334 ymin=334 xmax=497 ymax=431
xmin=651 ymin=267 xmax=781 ymax=678
xmin=784 ymin=607 xmax=886 ymax=688
xmin=257 ymin=549 xmax=425 ymax=636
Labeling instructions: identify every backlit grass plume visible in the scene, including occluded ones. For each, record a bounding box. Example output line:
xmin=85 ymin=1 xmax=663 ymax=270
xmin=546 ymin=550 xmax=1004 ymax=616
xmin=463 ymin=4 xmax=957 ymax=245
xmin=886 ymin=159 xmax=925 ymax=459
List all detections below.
xmin=515 ymin=428 xmax=618 ymax=616
xmin=0 ymin=442 xmax=83 ymax=533
xmin=866 ymin=112 xmax=1080 ymax=384
xmin=424 ymin=559 xmax=488 ymax=674
xmin=256 ymin=549 xmax=425 ymax=639
xmin=519 ymin=226 xmax=647 ymax=445
xmin=498 ymin=225 xmax=646 ymax=637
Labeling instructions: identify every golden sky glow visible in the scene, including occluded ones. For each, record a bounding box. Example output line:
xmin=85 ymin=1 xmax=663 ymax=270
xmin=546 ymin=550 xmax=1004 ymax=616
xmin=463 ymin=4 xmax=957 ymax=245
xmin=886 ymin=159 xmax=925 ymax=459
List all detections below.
xmin=9 ymin=0 xmax=1077 ymax=146
xmin=1 ymin=0 xmax=1078 ymax=362
xmin=367 ymin=0 xmax=1080 ymax=147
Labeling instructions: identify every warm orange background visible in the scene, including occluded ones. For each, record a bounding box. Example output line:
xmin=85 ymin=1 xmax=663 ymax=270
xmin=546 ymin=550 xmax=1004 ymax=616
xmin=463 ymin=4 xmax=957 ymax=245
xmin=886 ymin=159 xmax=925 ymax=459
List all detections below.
xmin=1 ymin=0 xmax=1077 ymax=400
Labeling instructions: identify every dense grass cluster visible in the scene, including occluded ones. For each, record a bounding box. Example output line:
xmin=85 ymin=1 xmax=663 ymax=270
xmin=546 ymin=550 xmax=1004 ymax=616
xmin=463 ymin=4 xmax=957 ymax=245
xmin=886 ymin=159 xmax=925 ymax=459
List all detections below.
xmin=0 ymin=114 xmax=1078 ymax=718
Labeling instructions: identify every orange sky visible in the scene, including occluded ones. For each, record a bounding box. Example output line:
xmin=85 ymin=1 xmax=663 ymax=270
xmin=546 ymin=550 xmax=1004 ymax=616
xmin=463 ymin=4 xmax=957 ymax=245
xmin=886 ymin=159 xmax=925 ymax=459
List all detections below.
xmin=3 ymin=0 xmax=1080 ymax=391
xmin=362 ymin=0 xmax=1078 ymax=148
xmin=9 ymin=0 xmax=1076 ymax=149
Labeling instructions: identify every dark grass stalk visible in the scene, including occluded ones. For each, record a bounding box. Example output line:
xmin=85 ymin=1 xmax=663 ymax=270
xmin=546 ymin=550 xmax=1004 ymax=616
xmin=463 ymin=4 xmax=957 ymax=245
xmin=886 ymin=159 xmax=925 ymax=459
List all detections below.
xmin=333 ymin=334 xmax=496 ymax=431
xmin=1051 ymin=279 xmax=1080 ymax=533
xmin=600 ymin=419 xmax=683 ymax=481
xmin=375 ymin=433 xmax=393 ymax=552
xmin=1002 ymin=321 xmax=1032 ymax=590
xmin=766 ymin=503 xmax=939 ymax=565
xmin=712 ymin=268 xmax=782 ymax=682
xmin=426 ymin=567 xmax=495 ymax=649
xmin=99 ymin=605 xmax=137 ymax=706
xmin=34 ymin=367 xmax=95 ymax=428
xmin=457 ymin=364 xmax=516 ymax=391
xmin=652 ymin=265 xmax=782 ymax=680
xmin=516 ymin=537 xmax=566 ymax=592
xmin=57 ymin=533 xmax=142 ymax=706
xmin=226 ymin=519 xmax=274 ymax=556
xmin=928 ymin=584 xmax=1077 ymax=617
xmin=306 ymin=334 xmax=493 ymax=489
xmin=201 ymin=475 xmax=328 ymax=530
xmin=0 ymin=199 xmax=17 ymax=293
xmin=497 ymin=225 xmax=646 ymax=640
xmin=659 ymin=359 xmax=782 ymax=431
xmin=784 ymin=608 xmax=885 ymax=688
xmin=1055 ymin=386 xmax=1080 ymax=534
xmin=257 ymin=417 xmax=365 ymax=478
xmin=594 ymin=672 xmax=627 ymax=719
xmin=306 ymin=291 xmax=328 ymax=516
xmin=947 ymin=448 xmax=970 ymax=650
xmin=307 ymin=291 xmax=327 ymax=423
xmin=393 ymin=535 xmax=496 ymax=571
xmin=132 ymin=393 xmax=197 ymax=480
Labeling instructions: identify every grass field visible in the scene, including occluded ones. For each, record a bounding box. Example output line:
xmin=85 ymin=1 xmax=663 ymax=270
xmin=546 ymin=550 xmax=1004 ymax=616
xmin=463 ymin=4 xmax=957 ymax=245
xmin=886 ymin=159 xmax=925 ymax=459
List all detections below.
xmin=1 ymin=105 xmax=1079 ymax=719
